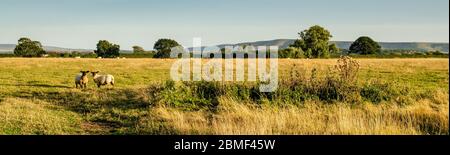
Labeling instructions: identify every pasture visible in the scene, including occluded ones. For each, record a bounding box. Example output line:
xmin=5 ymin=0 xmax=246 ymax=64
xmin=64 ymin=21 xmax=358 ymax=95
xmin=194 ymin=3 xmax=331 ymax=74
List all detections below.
xmin=0 ymin=58 xmax=448 ymax=135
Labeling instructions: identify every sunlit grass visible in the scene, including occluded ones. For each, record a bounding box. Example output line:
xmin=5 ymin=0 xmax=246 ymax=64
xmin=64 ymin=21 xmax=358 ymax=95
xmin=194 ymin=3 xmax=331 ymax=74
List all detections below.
xmin=0 ymin=58 xmax=448 ymax=135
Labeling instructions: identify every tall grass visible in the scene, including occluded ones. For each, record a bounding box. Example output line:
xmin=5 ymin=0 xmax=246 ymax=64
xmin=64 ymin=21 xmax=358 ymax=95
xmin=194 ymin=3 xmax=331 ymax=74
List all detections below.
xmin=147 ymin=96 xmax=448 ymax=135
xmin=0 ymin=98 xmax=83 ymax=135
xmin=138 ymin=56 xmax=448 ymax=135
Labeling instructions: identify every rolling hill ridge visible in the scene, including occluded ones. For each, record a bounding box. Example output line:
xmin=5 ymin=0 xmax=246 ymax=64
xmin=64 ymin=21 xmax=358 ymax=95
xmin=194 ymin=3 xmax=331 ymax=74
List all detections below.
xmin=1 ymin=40 xmax=448 ymax=53
xmin=215 ymin=39 xmax=449 ymax=53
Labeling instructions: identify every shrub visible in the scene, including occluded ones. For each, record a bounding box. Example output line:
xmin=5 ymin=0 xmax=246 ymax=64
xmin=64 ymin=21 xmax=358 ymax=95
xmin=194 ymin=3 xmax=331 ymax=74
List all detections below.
xmin=361 ymin=81 xmax=393 ymax=103
xmin=360 ymin=80 xmax=411 ymax=105
xmin=335 ymin=56 xmax=360 ymax=84
xmin=148 ymin=80 xmax=221 ymax=111
xmin=148 ymin=56 xmax=412 ymax=109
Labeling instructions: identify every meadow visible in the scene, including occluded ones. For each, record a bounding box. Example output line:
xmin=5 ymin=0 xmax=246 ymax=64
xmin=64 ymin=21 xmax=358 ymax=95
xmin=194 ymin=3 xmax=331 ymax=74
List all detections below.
xmin=0 ymin=58 xmax=448 ymax=135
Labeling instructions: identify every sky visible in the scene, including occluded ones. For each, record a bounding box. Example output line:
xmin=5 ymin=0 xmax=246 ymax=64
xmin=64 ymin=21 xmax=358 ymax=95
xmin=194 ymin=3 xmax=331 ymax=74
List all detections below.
xmin=0 ymin=0 xmax=448 ymax=50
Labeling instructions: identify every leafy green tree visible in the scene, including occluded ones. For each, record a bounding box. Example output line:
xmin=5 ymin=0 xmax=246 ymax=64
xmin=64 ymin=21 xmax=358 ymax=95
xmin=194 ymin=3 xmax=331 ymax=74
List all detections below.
xmin=153 ymin=38 xmax=180 ymax=58
xmin=304 ymin=49 xmax=312 ymax=58
xmin=329 ymin=43 xmax=340 ymax=54
xmin=280 ymin=47 xmax=304 ymax=58
xmin=289 ymin=39 xmax=305 ymax=49
xmin=291 ymin=25 xmax=336 ymax=58
xmin=14 ymin=37 xmax=46 ymax=57
xmin=349 ymin=36 xmax=381 ymax=54
xmin=95 ymin=40 xmax=120 ymax=58
xmin=132 ymin=46 xmax=145 ymax=53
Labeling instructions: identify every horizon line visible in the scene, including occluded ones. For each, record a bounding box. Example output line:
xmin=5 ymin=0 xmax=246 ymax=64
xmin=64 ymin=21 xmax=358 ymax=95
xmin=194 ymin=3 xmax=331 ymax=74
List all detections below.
xmin=1 ymin=39 xmax=449 ymax=50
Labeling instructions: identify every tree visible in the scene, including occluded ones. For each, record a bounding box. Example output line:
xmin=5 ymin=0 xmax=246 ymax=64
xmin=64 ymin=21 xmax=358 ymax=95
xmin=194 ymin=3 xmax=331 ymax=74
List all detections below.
xmin=289 ymin=39 xmax=304 ymax=49
xmin=304 ymin=49 xmax=312 ymax=58
xmin=290 ymin=25 xmax=336 ymax=58
xmin=349 ymin=36 xmax=381 ymax=54
xmin=14 ymin=37 xmax=46 ymax=57
xmin=132 ymin=46 xmax=145 ymax=53
xmin=329 ymin=43 xmax=340 ymax=54
xmin=95 ymin=40 xmax=120 ymax=58
xmin=279 ymin=47 xmax=304 ymax=58
xmin=153 ymin=38 xmax=180 ymax=58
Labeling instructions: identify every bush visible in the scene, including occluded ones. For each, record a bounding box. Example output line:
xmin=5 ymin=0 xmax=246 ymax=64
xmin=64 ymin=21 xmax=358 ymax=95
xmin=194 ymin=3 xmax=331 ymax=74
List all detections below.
xmin=149 ymin=80 xmax=221 ymax=111
xmin=335 ymin=56 xmax=360 ymax=84
xmin=361 ymin=81 xmax=393 ymax=103
xmin=148 ymin=56 xmax=412 ymax=109
xmin=360 ymin=80 xmax=411 ymax=105
xmin=279 ymin=47 xmax=304 ymax=58
xmin=120 ymin=52 xmax=155 ymax=58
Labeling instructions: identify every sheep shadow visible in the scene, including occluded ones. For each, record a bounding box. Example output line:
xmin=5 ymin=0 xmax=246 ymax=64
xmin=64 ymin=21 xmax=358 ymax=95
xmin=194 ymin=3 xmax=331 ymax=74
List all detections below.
xmin=27 ymin=80 xmax=73 ymax=88
xmin=15 ymin=87 xmax=155 ymax=134
xmin=0 ymin=83 xmax=72 ymax=89
xmin=27 ymin=84 xmax=72 ymax=88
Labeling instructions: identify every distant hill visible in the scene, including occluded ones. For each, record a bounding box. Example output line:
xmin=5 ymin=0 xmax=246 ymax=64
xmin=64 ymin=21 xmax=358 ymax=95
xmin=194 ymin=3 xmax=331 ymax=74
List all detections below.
xmin=0 ymin=44 xmax=94 ymax=53
xmin=0 ymin=44 xmax=15 ymax=53
xmin=214 ymin=39 xmax=449 ymax=53
xmin=2 ymin=40 xmax=448 ymax=53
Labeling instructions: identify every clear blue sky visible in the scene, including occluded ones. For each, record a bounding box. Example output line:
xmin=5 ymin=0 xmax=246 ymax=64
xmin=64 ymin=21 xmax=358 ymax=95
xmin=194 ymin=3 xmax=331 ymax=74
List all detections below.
xmin=0 ymin=0 xmax=448 ymax=50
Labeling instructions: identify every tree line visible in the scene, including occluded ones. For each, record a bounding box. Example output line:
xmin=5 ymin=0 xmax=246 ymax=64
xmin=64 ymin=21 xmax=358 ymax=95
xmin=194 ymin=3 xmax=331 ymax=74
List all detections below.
xmin=12 ymin=25 xmax=446 ymax=58
xmin=13 ymin=37 xmax=181 ymax=58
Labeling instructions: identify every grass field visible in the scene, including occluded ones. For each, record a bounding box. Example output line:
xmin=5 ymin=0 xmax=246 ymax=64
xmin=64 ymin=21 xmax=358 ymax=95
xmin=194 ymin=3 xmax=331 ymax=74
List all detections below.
xmin=0 ymin=58 xmax=448 ymax=135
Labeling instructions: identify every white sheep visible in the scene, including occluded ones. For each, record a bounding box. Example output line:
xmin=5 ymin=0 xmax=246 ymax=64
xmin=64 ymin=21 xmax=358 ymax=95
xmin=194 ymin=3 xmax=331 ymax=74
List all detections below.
xmin=75 ymin=71 xmax=90 ymax=89
xmin=90 ymin=71 xmax=115 ymax=88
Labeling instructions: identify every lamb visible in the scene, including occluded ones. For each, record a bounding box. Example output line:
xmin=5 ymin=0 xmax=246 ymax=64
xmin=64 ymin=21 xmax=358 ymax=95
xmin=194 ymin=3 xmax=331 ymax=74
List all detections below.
xmin=75 ymin=71 xmax=90 ymax=89
xmin=91 ymin=71 xmax=115 ymax=88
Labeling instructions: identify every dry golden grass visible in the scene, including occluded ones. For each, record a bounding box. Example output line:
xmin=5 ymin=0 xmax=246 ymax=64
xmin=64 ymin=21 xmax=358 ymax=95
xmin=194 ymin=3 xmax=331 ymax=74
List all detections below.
xmin=0 ymin=98 xmax=83 ymax=135
xmin=149 ymin=94 xmax=448 ymax=135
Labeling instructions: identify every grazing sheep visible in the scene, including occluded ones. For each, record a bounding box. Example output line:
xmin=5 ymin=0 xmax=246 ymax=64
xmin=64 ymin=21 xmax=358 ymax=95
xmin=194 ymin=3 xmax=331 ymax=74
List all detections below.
xmin=75 ymin=71 xmax=90 ymax=89
xmin=91 ymin=71 xmax=115 ymax=88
